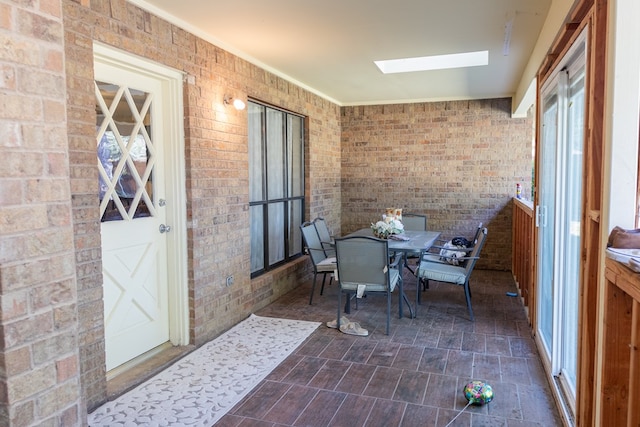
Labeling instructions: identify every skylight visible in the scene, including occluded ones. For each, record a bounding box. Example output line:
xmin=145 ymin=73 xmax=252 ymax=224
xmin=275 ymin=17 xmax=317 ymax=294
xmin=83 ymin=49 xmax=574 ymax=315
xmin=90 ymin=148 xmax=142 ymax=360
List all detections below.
xmin=374 ymin=51 xmax=489 ymax=74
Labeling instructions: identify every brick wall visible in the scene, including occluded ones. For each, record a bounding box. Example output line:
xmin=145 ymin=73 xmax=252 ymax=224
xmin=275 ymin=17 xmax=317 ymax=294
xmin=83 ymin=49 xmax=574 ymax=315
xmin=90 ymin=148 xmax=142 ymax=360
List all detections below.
xmin=341 ymin=99 xmax=534 ymax=270
xmin=61 ymin=0 xmax=342 ymax=412
xmin=0 ymin=0 xmax=83 ymax=425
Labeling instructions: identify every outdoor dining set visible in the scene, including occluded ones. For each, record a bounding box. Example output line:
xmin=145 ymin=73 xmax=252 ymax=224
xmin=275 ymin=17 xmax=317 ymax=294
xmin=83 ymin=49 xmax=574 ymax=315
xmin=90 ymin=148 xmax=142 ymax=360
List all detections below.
xmin=300 ymin=213 xmax=488 ymax=336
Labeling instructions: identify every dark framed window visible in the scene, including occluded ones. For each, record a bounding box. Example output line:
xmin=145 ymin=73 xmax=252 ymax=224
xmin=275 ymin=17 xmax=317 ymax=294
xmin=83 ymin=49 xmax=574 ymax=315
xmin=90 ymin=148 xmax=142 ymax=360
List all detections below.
xmin=249 ymin=101 xmax=305 ymax=276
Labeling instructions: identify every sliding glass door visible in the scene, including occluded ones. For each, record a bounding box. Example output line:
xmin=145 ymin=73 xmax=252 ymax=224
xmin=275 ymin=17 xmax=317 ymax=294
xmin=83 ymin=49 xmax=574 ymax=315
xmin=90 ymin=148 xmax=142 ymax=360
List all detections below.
xmin=538 ymin=84 xmax=559 ymax=358
xmin=536 ymin=29 xmax=586 ymax=411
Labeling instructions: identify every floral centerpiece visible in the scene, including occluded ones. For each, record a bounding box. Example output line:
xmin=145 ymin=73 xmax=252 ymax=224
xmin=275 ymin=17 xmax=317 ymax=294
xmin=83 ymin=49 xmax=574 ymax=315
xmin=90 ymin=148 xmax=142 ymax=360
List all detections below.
xmin=371 ymin=217 xmax=404 ymax=239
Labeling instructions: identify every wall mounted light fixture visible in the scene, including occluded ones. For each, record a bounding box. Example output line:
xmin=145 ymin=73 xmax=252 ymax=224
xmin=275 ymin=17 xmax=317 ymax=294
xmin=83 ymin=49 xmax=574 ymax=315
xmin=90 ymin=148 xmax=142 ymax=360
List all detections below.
xmin=223 ymin=95 xmax=246 ymax=110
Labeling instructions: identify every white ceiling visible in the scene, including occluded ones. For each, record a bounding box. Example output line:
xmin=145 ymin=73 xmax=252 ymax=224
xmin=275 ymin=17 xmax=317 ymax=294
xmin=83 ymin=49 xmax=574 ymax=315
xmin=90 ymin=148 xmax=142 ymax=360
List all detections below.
xmin=129 ymin=0 xmax=552 ymax=106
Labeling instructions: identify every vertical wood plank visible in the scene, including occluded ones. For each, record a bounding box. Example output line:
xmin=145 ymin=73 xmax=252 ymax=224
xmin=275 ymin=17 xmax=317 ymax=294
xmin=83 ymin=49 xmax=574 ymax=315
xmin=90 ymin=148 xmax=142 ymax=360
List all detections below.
xmin=628 ymin=300 xmax=640 ymax=427
xmin=577 ymin=0 xmax=608 ymax=423
xmin=599 ymin=274 xmax=632 ymax=426
xmin=512 ymin=199 xmax=534 ymax=322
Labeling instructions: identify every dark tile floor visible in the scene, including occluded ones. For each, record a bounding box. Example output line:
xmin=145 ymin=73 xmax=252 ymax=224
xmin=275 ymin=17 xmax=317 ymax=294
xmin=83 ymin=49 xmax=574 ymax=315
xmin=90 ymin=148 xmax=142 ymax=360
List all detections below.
xmin=217 ymin=268 xmax=563 ymax=427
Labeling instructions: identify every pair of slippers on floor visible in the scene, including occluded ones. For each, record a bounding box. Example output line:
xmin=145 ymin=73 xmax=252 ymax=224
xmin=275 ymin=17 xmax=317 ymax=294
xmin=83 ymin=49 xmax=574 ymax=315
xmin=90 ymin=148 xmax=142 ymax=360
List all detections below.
xmin=326 ymin=316 xmax=368 ymax=336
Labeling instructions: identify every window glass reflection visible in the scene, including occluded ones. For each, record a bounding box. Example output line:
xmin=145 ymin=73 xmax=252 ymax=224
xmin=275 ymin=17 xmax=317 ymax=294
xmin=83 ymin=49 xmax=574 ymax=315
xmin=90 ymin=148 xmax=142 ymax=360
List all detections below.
xmin=95 ymin=81 xmax=154 ymax=222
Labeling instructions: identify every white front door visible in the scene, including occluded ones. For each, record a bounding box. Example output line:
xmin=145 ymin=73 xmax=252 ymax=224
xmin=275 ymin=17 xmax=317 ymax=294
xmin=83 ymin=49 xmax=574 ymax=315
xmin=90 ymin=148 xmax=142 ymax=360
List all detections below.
xmin=95 ymin=47 xmax=187 ymax=371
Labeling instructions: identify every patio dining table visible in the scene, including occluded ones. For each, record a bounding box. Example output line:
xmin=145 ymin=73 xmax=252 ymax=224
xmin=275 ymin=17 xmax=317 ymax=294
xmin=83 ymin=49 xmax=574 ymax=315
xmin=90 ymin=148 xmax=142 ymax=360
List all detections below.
xmin=346 ymin=228 xmax=441 ymax=318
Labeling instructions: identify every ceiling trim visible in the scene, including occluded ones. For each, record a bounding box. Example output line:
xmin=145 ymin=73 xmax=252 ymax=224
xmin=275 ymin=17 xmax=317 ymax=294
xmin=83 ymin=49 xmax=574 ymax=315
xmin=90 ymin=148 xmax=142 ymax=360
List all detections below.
xmin=128 ymin=0 xmax=342 ymax=106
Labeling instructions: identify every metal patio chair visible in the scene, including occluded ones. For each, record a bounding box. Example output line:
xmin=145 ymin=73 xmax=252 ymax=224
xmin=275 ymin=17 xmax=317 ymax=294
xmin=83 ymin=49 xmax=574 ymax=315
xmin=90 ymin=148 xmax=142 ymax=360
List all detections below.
xmin=417 ymin=227 xmax=488 ymax=321
xmin=334 ymin=235 xmax=403 ymax=335
xmin=301 ymin=221 xmax=336 ymax=305
xmin=312 ymin=217 xmax=336 ymax=258
xmin=419 ymin=221 xmax=483 ymax=292
xmin=401 ymin=213 xmax=428 ymax=274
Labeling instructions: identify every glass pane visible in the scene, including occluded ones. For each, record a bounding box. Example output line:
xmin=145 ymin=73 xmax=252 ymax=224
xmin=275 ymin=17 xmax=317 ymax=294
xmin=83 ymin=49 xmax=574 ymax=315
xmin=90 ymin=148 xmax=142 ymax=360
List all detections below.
xmin=250 ymin=205 xmax=264 ymax=273
xmin=267 ymin=109 xmax=285 ymax=200
xmin=560 ymin=67 xmax=585 ymax=392
xmin=248 ymin=103 xmax=265 ymax=202
xmin=96 ymin=81 xmax=154 ymax=222
xmin=268 ymin=202 xmax=285 ymax=265
xmin=538 ymin=89 xmax=557 ymax=356
xmin=288 ymin=115 xmax=304 ymax=197
xmin=248 ymin=101 xmax=305 ymax=274
xmin=288 ymin=199 xmax=303 ymax=257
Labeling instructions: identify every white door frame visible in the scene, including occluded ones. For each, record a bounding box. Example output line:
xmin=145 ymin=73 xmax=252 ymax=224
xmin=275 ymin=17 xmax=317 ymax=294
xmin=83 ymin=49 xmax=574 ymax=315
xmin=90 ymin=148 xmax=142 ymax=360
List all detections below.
xmin=535 ymin=28 xmax=587 ymax=418
xmin=94 ymin=43 xmax=190 ymax=349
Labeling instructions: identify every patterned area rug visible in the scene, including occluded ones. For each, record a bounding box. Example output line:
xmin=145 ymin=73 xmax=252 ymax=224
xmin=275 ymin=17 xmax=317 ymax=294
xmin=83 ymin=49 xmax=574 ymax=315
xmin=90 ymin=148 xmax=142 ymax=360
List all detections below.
xmin=88 ymin=314 xmax=320 ymax=426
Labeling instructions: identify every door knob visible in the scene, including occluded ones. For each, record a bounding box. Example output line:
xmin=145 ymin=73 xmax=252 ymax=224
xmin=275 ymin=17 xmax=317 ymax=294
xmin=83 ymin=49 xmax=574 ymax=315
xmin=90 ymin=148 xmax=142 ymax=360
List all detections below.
xmin=159 ymin=224 xmax=171 ymax=233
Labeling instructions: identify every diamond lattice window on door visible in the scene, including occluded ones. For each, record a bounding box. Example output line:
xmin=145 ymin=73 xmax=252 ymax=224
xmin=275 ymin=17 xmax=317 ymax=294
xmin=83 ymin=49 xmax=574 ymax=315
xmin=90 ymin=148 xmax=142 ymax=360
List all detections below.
xmin=96 ymin=81 xmax=156 ymax=222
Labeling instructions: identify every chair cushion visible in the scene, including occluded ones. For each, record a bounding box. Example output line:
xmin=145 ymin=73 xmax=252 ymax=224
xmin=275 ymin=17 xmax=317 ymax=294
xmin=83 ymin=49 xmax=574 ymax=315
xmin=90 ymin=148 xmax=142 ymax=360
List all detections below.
xmin=316 ymin=257 xmax=336 ymax=272
xmin=341 ymin=268 xmax=399 ymax=293
xmin=417 ymin=262 xmax=467 ymax=285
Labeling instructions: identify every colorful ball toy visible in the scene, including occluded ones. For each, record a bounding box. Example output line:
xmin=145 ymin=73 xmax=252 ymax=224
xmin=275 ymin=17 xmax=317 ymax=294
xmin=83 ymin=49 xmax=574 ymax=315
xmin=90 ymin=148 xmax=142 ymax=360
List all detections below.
xmin=463 ymin=381 xmax=494 ymax=405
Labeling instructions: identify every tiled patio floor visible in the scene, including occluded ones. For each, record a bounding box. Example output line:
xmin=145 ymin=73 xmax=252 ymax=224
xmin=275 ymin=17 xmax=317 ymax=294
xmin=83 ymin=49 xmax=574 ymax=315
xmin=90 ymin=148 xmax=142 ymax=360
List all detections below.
xmin=216 ymin=268 xmax=563 ymax=426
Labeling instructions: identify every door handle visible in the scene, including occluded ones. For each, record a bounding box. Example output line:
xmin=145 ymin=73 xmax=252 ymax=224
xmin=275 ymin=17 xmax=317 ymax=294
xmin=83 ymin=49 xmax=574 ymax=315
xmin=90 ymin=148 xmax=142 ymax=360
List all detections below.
xmin=535 ymin=205 xmax=547 ymax=228
xmin=159 ymin=224 xmax=171 ymax=233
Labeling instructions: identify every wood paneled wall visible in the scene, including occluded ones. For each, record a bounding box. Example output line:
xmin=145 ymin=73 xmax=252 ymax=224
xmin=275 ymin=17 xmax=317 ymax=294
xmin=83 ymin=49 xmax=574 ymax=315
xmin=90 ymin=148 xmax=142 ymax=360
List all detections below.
xmin=600 ymin=259 xmax=640 ymax=426
xmin=512 ymin=199 xmax=535 ymax=324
